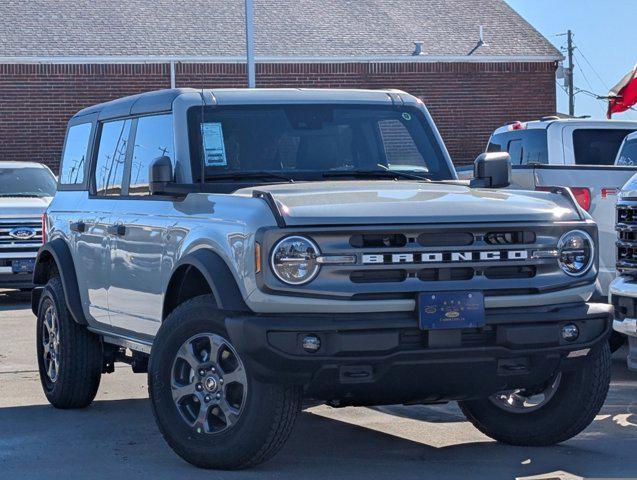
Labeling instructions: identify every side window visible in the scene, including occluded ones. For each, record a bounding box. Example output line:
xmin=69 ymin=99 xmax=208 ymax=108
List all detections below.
xmin=573 ymin=129 xmax=635 ymax=165
xmin=507 ymin=139 xmax=523 ymax=165
xmin=519 ymin=130 xmax=548 ymax=164
xmin=129 ymin=115 xmax=175 ymax=196
xmin=94 ymin=119 xmax=132 ymax=196
xmin=486 ymin=130 xmax=548 ymax=164
xmin=60 ymin=123 xmax=92 ymax=185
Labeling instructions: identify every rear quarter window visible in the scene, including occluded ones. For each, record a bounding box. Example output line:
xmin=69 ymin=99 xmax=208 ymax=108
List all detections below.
xmin=573 ymin=129 xmax=636 ymax=165
xmin=486 ymin=129 xmax=548 ymax=165
xmin=59 ymin=122 xmax=92 ymax=185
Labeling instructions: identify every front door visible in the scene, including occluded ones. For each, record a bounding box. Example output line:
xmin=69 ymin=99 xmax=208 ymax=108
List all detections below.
xmin=106 ymin=114 xmax=176 ymax=337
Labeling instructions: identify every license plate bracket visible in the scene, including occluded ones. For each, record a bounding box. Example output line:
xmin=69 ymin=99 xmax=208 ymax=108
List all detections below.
xmin=12 ymin=259 xmax=35 ymax=274
xmin=417 ymin=291 xmax=485 ymax=330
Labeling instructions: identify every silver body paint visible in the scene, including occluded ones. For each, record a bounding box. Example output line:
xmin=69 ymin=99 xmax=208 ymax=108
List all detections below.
xmin=46 ymin=88 xmax=596 ymax=340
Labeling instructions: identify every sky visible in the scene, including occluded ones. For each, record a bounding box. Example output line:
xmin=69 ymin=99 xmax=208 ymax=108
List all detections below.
xmin=505 ymin=0 xmax=637 ymax=120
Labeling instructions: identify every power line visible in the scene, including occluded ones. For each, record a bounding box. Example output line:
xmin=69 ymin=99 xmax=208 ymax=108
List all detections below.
xmin=573 ymin=44 xmax=610 ymax=91
xmin=574 ymin=62 xmax=606 ymax=115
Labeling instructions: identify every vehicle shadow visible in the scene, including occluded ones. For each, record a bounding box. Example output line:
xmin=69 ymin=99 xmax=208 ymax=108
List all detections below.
xmin=0 ymin=289 xmax=31 ymax=311
xmin=1 ymin=396 xmax=635 ymax=480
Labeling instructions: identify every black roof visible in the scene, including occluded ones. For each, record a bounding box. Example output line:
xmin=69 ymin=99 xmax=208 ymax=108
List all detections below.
xmin=75 ymin=88 xmax=194 ymax=120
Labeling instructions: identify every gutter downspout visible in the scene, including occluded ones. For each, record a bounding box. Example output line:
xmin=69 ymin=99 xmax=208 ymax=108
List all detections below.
xmin=170 ymin=61 xmax=176 ymax=88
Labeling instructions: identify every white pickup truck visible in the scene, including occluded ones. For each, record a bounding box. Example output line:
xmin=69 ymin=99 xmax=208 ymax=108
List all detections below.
xmin=459 ymin=118 xmax=637 ymax=302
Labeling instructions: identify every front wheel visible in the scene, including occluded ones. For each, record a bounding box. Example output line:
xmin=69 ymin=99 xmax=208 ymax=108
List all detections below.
xmin=148 ymin=295 xmax=301 ymax=470
xmin=459 ymin=342 xmax=611 ymax=446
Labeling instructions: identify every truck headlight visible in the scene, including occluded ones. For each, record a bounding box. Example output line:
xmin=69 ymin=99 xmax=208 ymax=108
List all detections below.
xmin=557 ymin=230 xmax=594 ymax=276
xmin=270 ymin=236 xmax=321 ymax=285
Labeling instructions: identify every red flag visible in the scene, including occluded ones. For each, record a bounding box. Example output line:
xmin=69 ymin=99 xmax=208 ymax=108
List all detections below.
xmin=608 ymin=64 xmax=637 ymax=118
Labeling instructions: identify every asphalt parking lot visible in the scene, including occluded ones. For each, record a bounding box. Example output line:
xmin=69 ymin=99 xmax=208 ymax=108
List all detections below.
xmin=0 ymin=290 xmax=636 ymax=480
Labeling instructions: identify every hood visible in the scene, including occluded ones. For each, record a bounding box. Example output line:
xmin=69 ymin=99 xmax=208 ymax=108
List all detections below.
xmin=236 ymin=181 xmax=580 ymax=226
xmin=0 ymin=196 xmax=51 ymax=218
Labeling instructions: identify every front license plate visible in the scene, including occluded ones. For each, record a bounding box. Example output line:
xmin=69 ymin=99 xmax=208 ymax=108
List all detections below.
xmin=418 ymin=291 xmax=485 ymax=330
xmin=12 ymin=259 xmax=35 ymax=274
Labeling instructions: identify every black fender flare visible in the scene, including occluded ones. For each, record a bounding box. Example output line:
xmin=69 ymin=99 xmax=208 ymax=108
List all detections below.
xmin=163 ymin=248 xmax=250 ymax=320
xmin=32 ymin=238 xmax=87 ymax=325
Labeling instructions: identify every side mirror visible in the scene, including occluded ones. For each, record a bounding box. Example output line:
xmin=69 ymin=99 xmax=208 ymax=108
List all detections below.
xmin=149 ymin=156 xmax=173 ymax=195
xmin=470 ymin=152 xmax=511 ymax=188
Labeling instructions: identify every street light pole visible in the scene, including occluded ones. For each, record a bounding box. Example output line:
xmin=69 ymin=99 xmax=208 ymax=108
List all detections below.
xmin=245 ymin=0 xmax=256 ymax=88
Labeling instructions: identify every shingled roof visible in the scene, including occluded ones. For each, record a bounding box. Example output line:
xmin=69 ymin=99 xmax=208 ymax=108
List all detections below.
xmin=0 ymin=0 xmax=561 ymax=61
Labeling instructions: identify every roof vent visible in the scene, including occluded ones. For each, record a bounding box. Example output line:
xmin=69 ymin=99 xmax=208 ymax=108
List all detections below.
xmin=412 ymin=41 xmax=425 ymax=56
xmin=478 ymin=26 xmax=487 ymax=47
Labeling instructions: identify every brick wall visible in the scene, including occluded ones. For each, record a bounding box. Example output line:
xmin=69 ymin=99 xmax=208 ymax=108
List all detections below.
xmin=0 ymin=61 xmax=556 ymax=171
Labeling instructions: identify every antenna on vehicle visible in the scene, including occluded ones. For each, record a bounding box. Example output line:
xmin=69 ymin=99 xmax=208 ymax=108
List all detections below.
xmin=200 ymin=64 xmax=206 ymax=186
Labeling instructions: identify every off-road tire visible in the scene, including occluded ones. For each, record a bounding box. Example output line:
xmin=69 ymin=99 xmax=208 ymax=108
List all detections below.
xmin=36 ymin=276 xmax=102 ymax=408
xmin=459 ymin=342 xmax=611 ymax=446
xmin=148 ymin=295 xmax=302 ymax=470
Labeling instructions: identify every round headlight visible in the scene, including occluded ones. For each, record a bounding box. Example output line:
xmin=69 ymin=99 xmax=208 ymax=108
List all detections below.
xmin=270 ymin=236 xmax=321 ymax=285
xmin=557 ymin=230 xmax=594 ymax=276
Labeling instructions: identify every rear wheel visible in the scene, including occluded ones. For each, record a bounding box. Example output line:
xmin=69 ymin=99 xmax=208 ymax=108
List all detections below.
xmin=36 ymin=276 xmax=102 ymax=408
xmin=149 ymin=295 xmax=301 ymax=470
xmin=459 ymin=342 xmax=611 ymax=446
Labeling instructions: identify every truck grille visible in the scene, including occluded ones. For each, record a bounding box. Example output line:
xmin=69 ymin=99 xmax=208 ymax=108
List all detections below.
xmin=260 ymin=222 xmax=588 ymax=299
xmin=617 ymin=203 xmax=637 ymax=275
xmin=0 ymin=220 xmax=43 ymax=252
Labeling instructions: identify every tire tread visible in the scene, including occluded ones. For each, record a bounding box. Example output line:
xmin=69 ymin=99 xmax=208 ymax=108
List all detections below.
xmin=459 ymin=343 xmax=611 ymax=446
xmin=149 ymin=295 xmax=301 ymax=470
xmin=37 ymin=276 xmax=102 ymax=409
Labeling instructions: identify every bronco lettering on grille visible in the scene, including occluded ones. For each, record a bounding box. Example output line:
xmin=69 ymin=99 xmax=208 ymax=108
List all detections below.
xmin=361 ymin=250 xmax=529 ymax=264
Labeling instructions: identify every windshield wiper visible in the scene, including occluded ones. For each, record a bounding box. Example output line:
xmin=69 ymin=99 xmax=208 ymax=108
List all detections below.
xmin=205 ymin=171 xmax=294 ymax=183
xmin=323 ymin=170 xmax=430 ymax=181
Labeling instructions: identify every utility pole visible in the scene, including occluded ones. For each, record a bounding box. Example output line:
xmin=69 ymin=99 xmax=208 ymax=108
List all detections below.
xmin=566 ymin=29 xmax=575 ymax=116
xmin=245 ymin=0 xmax=256 ymax=88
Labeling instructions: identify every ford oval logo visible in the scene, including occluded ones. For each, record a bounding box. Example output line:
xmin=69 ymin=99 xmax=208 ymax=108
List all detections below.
xmin=9 ymin=227 xmax=37 ymax=240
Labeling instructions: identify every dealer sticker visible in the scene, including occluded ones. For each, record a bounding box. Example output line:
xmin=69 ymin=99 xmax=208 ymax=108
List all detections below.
xmin=201 ymin=122 xmax=228 ymax=167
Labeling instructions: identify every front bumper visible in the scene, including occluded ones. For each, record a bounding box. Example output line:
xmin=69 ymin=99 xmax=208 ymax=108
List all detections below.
xmin=609 ymin=276 xmax=637 ymax=371
xmin=0 ymin=253 xmax=37 ymax=289
xmin=224 ymin=302 xmax=612 ymax=405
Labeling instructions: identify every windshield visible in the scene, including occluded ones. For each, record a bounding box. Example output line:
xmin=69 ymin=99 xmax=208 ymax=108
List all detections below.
xmin=0 ymin=167 xmax=56 ymax=197
xmin=188 ymin=105 xmax=452 ymax=182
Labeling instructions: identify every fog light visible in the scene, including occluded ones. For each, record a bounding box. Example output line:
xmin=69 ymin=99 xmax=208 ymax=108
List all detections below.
xmin=561 ymin=323 xmax=579 ymax=342
xmin=302 ymin=334 xmax=321 ymax=353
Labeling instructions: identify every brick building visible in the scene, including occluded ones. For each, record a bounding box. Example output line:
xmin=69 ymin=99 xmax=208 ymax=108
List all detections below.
xmin=0 ymin=0 xmax=562 ymax=171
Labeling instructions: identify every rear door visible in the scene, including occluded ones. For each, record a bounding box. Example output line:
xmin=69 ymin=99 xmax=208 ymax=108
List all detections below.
xmin=107 ymin=114 xmax=176 ymax=337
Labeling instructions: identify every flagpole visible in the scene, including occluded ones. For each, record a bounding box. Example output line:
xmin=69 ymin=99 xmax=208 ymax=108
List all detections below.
xmin=245 ymin=0 xmax=256 ymax=88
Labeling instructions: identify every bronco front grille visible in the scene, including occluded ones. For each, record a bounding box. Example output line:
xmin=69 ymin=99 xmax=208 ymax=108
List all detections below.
xmin=260 ymin=222 xmax=590 ymax=299
xmin=617 ymin=203 xmax=637 ymax=275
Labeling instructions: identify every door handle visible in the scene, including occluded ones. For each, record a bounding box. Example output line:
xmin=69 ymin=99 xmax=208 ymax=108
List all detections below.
xmin=107 ymin=224 xmax=126 ymax=236
xmin=70 ymin=221 xmax=86 ymax=233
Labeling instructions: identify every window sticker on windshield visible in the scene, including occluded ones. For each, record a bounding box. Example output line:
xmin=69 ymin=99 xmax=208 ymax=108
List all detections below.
xmin=201 ymin=123 xmax=227 ymax=166
xmin=402 ymin=112 xmax=412 ymax=121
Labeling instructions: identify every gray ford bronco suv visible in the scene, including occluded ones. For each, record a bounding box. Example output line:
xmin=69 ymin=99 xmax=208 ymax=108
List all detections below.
xmin=33 ymin=88 xmax=612 ymax=470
